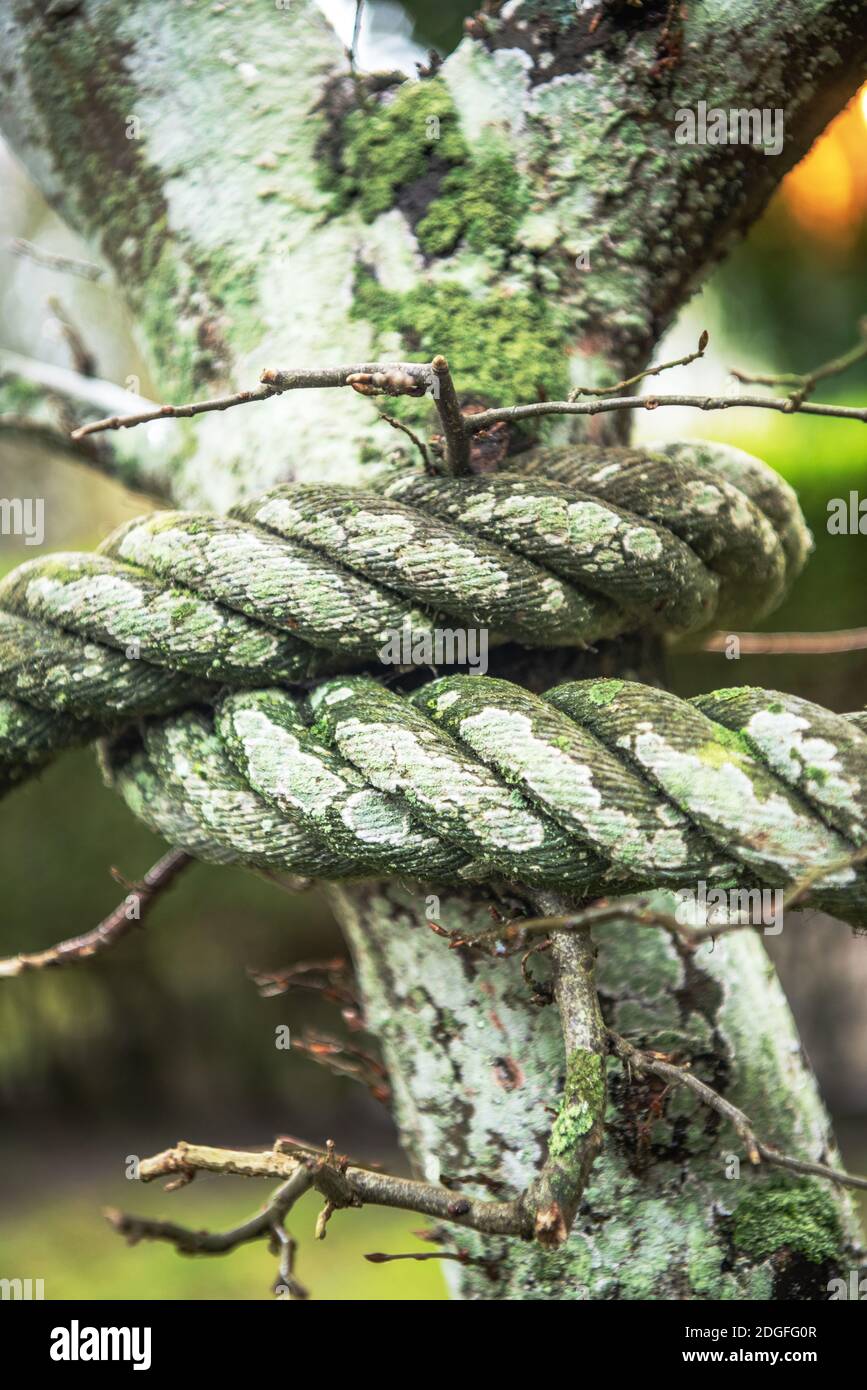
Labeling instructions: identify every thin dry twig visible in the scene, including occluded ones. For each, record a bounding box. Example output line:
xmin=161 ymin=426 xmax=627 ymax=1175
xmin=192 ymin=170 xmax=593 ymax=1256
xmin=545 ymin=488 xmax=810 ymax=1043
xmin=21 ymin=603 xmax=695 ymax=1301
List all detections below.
xmin=67 ymin=338 xmax=867 ymax=452
xmin=6 ymin=236 xmax=103 ymax=281
xmin=431 ymin=354 xmax=472 ymax=474
xmin=0 ymin=849 xmax=191 ymax=978
xmin=462 ymin=392 xmax=867 ymax=431
xmin=702 ymin=627 xmax=867 ymax=655
xmin=291 ymin=1029 xmax=391 ymax=1105
xmin=70 ymin=383 xmax=278 ymax=439
xmin=731 ymin=317 xmax=867 ymax=410
xmin=464 ymin=845 xmax=867 ymax=954
xmin=609 ymin=1032 xmax=867 ymax=1191
xmin=569 ymin=330 xmax=709 ymax=401
xmin=106 ymin=912 xmax=606 ymax=1261
xmin=364 ymin=1248 xmax=490 ymax=1266
xmin=376 ymin=409 xmax=432 ymax=468
xmin=47 ymin=295 xmax=98 ymax=379
xmin=105 ymin=1163 xmax=312 ymax=1302
xmin=109 ymin=1138 xmax=529 ymax=1238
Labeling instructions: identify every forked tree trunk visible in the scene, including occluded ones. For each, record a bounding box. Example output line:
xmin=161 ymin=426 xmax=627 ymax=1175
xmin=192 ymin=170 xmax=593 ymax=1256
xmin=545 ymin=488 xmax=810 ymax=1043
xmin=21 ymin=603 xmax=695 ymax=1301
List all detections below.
xmin=2 ymin=0 xmax=866 ymax=1298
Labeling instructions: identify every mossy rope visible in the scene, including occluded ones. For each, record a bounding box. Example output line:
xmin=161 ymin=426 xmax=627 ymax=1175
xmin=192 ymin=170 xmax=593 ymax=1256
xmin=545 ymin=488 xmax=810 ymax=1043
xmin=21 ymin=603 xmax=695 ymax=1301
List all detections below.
xmin=1 ymin=441 xmax=865 ymax=921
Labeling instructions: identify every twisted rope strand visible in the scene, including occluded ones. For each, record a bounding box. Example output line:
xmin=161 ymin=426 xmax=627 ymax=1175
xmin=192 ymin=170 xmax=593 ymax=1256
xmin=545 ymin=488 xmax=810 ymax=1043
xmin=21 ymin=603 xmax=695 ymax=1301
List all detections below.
xmin=104 ymin=675 xmax=867 ymax=924
xmin=0 ymin=443 xmax=810 ymax=791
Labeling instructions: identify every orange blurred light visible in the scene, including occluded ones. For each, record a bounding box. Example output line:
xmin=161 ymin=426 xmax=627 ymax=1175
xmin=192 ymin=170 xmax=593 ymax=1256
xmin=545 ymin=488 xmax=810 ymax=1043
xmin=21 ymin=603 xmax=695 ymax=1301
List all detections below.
xmin=779 ymin=82 xmax=867 ymax=249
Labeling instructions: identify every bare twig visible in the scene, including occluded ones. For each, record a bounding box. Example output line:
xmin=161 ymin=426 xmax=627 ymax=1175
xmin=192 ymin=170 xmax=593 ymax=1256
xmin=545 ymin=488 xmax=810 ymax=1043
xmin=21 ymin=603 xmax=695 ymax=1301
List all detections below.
xmin=6 ymin=236 xmax=104 ymax=281
xmin=72 ymin=362 xmax=433 ymax=439
xmin=376 ymin=409 xmax=432 ymax=468
xmin=114 ymin=1138 xmax=532 ymax=1237
xmin=683 ymin=844 xmax=867 ymax=943
xmin=462 ymin=393 xmax=867 ymax=432
xmin=0 ymin=849 xmax=191 ymax=977
xmin=457 ymin=894 xmax=684 ymax=952
xmin=105 ymin=1164 xmax=311 ymax=1285
xmin=569 ymin=330 xmax=709 ymax=401
xmin=431 ymin=354 xmax=472 ymax=475
xmin=780 ymin=844 xmax=867 ymax=914
xmin=348 ymin=0 xmax=364 ymax=75
xmin=702 ymin=627 xmax=867 ymax=655
xmin=272 ymin=1223 xmax=309 ymax=1299
xmin=364 ymin=1248 xmax=490 ymax=1267
xmin=107 ymin=924 xmax=607 ymax=1263
xmin=462 ymin=844 xmax=867 ymax=955
xmin=70 ymin=383 xmax=278 ymax=439
xmin=609 ymin=1032 xmax=867 ymax=1191
xmin=291 ymin=1029 xmax=391 ymax=1105
xmin=248 ymin=956 xmax=363 ymax=1030
xmin=65 ymin=346 xmax=867 ymax=450
xmin=47 ymin=296 xmax=98 ymax=379
xmin=731 ymin=317 xmax=867 ymax=410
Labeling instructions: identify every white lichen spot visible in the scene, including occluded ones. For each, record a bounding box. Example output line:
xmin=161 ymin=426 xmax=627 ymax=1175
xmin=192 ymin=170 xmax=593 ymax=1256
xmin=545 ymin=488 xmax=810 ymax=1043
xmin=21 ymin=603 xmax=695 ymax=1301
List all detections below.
xmin=746 ymin=708 xmax=863 ymax=834
xmin=622 ymin=527 xmax=663 ymax=561
xmin=341 ymin=789 xmax=413 ymax=846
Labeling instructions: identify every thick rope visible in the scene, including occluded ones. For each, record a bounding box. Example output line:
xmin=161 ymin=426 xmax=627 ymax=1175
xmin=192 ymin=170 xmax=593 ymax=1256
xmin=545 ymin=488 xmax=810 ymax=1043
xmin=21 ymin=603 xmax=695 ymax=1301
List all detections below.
xmin=103 ymin=674 xmax=867 ymax=925
xmin=0 ymin=442 xmax=809 ymax=790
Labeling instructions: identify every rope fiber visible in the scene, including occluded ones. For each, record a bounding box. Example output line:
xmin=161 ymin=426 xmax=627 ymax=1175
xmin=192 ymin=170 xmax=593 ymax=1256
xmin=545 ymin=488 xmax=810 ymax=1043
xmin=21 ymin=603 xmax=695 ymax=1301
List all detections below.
xmin=104 ymin=673 xmax=867 ymax=922
xmin=5 ymin=438 xmax=860 ymax=922
xmin=0 ymin=441 xmax=810 ymax=790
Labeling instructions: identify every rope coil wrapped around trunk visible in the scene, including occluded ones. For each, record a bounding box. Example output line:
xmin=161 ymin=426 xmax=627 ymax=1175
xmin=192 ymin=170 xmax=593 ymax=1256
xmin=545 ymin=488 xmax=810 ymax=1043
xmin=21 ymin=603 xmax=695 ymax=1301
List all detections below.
xmin=0 ymin=442 xmax=809 ymax=790
xmin=104 ymin=673 xmax=867 ymax=923
xmin=5 ymin=439 xmax=861 ymax=924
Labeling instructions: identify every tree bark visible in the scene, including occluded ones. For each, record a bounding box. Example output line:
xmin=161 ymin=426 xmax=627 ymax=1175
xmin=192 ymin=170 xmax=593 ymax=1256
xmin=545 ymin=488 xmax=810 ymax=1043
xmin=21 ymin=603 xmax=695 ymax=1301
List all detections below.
xmin=2 ymin=0 xmax=865 ymax=1299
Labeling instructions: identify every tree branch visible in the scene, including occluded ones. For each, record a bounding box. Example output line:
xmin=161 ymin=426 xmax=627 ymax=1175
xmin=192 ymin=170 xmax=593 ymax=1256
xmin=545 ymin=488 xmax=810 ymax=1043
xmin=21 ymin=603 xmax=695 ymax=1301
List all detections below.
xmin=702 ymin=628 xmax=867 ymax=655
xmin=0 ymin=849 xmax=190 ymax=978
xmin=5 ymin=236 xmax=103 ymax=282
xmin=731 ymin=316 xmax=867 ymax=410
xmin=608 ymin=1033 xmax=867 ymax=1192
xmin=0 ymin=350 xmax=175 ymax=499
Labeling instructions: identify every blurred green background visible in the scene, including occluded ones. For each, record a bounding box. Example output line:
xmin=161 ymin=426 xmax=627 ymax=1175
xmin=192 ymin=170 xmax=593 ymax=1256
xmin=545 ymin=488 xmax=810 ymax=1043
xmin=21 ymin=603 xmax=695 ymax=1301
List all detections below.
xmin=1 ymin=1 xmax=866 ymax=1301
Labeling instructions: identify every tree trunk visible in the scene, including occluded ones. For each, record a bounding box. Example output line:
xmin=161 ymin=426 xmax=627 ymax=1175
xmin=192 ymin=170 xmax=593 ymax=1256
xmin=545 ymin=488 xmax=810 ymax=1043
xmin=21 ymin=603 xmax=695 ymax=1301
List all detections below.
xmin=3 ymin=0 xmax=865 ymax=1299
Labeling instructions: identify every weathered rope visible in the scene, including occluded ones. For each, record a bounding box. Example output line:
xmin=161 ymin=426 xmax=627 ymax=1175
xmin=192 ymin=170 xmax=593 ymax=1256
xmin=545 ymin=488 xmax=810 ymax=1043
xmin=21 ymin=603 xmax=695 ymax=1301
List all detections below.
xmin=0 ymin=442 xmax=810 ymax=790
xmin=104 ymin=674 xmax=867 ymax=925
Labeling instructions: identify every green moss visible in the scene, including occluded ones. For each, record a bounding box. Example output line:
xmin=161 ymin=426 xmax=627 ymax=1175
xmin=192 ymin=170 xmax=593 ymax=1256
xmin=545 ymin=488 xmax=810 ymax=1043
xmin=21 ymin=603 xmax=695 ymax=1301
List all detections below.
xmin=417 ymin=146 xmax=529 ymax=259
xmin=24 ymin=21 xmax=170 ymax=285
xmin=322 ymin=78 xmax=527 ymax=260
xmin=805 ymin=765 xmax=829 ymax=785
xmin=700 ymin=725 xmax=754 ymax=767
xmin=192 ymin=250 xmax=261 ymax=355
xmin=733 ymin=1178 xmax=842 ymax=1264
xmin=586 ymin=680 xmax=626 ymax=708
xmin=352 ymin=276 xmax=570 ymax=419
xmin=549 ymin=1048 xmax=604 ymax=1157
xmin=0 ymin=378 xmax=45 ymax=415
xmin=322 ymin=79 xmax=465 ymax=222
